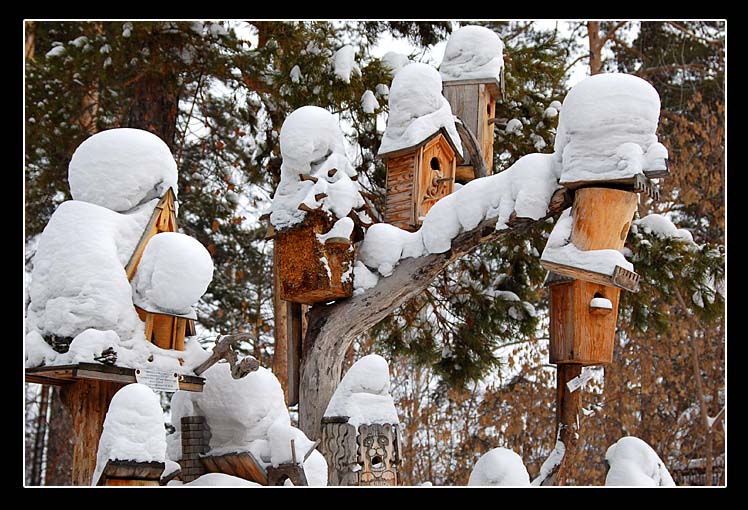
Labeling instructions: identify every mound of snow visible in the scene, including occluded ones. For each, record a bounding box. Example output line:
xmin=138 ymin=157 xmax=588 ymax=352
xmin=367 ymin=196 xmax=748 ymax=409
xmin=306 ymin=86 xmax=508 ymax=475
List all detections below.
xmin=605 ymin=436 xmax=675 ymax=486
xmin=324 ymin=354 xmax=399 ymax=429
xmin=554 ymin=73 xmax=667 ymax=184
xmin=381 ymin=51 xmax=411 ymax=75
xmin=270 ymin=106 xmax=364 ymax=230
xmin=468 ymin=447 xmax=530 ymax=486
xmin=93 ymin=383 xmax=166 ymax=485
xmin=68 ymin=128 xmax=177 ymax=212
xmin=439 ymin=25 xmax=504 ymax=82
xmin=171 ymin=473 xmax=262 ymax=486
xmin=131 ymin=232 xmax=213 ymax=316
xmin=378 ymin=63 xmax=462 ymax=157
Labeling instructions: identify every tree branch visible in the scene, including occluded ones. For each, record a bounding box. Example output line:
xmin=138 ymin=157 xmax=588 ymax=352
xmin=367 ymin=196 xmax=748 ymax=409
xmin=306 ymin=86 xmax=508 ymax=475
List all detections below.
xmin=299 ymin=187 xmax=572 ymax=439
xmin=666 ymin=21 xmax=724 ymax=46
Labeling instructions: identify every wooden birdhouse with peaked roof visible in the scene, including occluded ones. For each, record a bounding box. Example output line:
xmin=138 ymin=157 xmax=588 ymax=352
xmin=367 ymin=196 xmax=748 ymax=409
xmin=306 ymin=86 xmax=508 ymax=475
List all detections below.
xmin=124 ymin=188 xmax=196 ymax=352
xmin=378 ymin=127 xmax=462 ymax=231
xmin=443 ymin=76 xmax=503 ymax=183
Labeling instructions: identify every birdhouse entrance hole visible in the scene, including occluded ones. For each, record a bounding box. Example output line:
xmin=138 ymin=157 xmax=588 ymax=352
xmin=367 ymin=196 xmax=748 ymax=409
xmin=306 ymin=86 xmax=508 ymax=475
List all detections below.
xmin=430 ymin=157 xmax=440 ymax=170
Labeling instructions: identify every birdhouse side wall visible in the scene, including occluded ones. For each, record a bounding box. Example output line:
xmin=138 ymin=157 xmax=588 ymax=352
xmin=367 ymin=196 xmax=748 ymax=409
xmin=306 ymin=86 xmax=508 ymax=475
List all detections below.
xmin=384 ymin=152 xmax=418 ymax=231
xmin=549 ymin=280 xmax=620 ymax=365
xmin=443 ymin=82 xmax=497 ymax=174
xmin=275 ymin=209 xmax=355 ymax=304
xmin=479 ymin=83 xmax=496 ymax=174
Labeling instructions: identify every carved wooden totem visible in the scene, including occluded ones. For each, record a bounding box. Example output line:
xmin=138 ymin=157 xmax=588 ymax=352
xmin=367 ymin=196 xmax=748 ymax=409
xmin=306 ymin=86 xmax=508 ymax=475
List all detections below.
xmin=320 ymin=417 xmax=359 ymax=486
xmin=357 ymin=423 xmax=401 ymax=487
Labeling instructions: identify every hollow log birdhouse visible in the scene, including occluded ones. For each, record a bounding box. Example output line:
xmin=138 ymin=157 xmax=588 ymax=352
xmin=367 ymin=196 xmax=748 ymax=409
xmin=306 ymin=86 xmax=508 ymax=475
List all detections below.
xmin=378 ymin=127 xmax=462 ymax=231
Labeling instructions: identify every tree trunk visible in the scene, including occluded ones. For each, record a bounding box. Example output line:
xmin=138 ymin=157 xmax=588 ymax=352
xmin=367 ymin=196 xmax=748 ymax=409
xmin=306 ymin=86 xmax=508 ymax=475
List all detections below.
xmin=29 ymin=384 xmax=50 ymax=485
xmin=587 ymin=22 xmax=603 ymax=75
xmin=44 ymin=387 xmax=74 ymax=485
xmin=25 ymin=21 xmax=35 ymax=61
xmin=297 ymin=189 xmax=572 ymax=440
xmin=554 ymin=364 xmax=583 ymax=485
xmin=126 ymin=74 xmax=179 ymax=151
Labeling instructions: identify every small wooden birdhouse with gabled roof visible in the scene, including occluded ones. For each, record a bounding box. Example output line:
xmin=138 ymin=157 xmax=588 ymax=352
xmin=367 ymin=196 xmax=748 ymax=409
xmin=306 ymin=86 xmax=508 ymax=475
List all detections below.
xmin=377 ymin=127 xmax=462 ymax=231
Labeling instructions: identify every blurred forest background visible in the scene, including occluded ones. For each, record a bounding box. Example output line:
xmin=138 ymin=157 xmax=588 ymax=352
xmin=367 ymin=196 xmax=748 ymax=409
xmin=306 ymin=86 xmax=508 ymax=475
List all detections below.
xmin=24 ymin=20 xmax=725 ymax=486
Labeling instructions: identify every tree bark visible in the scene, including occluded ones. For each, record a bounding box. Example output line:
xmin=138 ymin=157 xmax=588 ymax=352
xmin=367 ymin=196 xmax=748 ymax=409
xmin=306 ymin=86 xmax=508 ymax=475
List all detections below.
xmin=25 ymin=21 xmax=35 ymax=61
xmin=554 ymin=364 xmax=582 ymax=485
xmin=29 ymin=384 xmax=50 ymax=485
xmin=587 ymin=22 xmax=603 ymax=75
xmin=272 ymin=249 xmax=289 ymax=402
xmin=44 ymin=387 xmax=74 ymax=485
xmin=298 ymin=188 xmax=572 ymax=440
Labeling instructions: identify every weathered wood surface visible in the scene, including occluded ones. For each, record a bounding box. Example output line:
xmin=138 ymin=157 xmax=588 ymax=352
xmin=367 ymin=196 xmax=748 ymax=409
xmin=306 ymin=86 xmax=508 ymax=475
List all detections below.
xmin=384 ymin=153 xmax=416 ymax=230
xmin=416 ymin=135 xmax=456 ymax=220
xmin=136 ymin=305 xmax=192 ymax=351
xmin=320 ymin=418 xmax=359 ymax=486
xmin=541 ymin=260 xmax=640 ymax=293
xmin=548 ymin=279 xmax=620 ymax=365
xmin=479 ymin=83 xmax=495 ymax=172
xmin=287 ymin=302 xmax=303 ymax=406
xmin=358 ymin=423 xmax=400 ymax=486
xmin=96 ymin=459 xmax=165 ymax=486
xmin=266 ymin=463 xmax=308 ymax=486
xmin=554 ymin=364 xmax=583 ymax=486
xmin=192 ymin=333 xmax=260 ymax=379
xmin=299 ymin=187 xmax=573 ymax=439
xmin=275 ymin=209 xmax=356 ymax=304
xmin=124 ymin=188 xmax=178 ymax=281
xmin=570 ymin=187 xmax=637 ymax=252
xmin=25 ymin=362 xmax=205 ymax=392
xmin=60 ymin=379 xmax=124 ymax=485
xmin=455 ymin=120 xmax=488 ymax=180
xmin=200 ymin=451 xmax=269 ymax=485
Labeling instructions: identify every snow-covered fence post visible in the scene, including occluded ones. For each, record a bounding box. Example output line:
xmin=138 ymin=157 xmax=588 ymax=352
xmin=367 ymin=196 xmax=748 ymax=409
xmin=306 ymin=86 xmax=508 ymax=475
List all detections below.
xmin=537 ymin=73 xmax=670 ymax=484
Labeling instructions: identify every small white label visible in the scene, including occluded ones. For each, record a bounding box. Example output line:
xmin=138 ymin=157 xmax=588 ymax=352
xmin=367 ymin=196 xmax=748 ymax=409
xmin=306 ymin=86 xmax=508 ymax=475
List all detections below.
xmin=135 ymin=367 xmax=179 ymax=392
xmin=566 ymin=369 xmax=594 ymax=393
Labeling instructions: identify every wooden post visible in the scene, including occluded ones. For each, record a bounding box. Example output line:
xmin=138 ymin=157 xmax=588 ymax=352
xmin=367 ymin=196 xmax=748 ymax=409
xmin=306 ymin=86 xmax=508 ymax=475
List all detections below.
xmin=59 ymin=379 xmax=125 ymax=485
xmin=287 ymin=302 xmax=303 ymax=406
xmin=272 ymin=248 xmax=289 ymax=401
xmin=554 ymin=364 xmax=582 ymax=486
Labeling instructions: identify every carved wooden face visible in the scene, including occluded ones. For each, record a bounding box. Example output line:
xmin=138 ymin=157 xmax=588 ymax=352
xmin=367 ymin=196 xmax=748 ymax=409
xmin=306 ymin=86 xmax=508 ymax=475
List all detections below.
xmin=358 ymin=423 xmax=398 ymax=486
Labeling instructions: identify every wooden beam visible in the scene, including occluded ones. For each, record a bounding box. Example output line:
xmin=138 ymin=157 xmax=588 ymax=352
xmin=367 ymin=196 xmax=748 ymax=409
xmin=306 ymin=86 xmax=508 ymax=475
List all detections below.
xmin=287 ymin=302 xmax=303 ymax=406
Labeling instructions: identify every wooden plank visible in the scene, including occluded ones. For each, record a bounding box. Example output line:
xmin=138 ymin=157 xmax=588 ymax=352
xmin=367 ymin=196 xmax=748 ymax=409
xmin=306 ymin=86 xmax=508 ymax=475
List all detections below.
xmin=174 ymin=318 xmax=186 ymax=351
xmin=540 ymin=259 xmax=638 ymax=293
xmin=455 ymin=166 xmax=475 ymax=183
xmin=27 ymin=362 xmax=204 ymax=391
xmin=287 ymin=302 xmax=303 ymax=406
xmin=479 ymin=83 xmax=496 ymax=173
xmin=144 ymin=312 xmax=154 ymax=342
xmin=443 ymin=77 xmax=502 ymax=97
xmin=101 ymin=460 xmax=165 ymax=481
xmin=443 ymin=84 xmax=480 ymax=146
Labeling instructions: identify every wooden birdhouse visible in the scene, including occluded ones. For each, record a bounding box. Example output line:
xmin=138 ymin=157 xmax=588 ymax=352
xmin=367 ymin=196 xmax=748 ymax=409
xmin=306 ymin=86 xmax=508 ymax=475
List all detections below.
xmin=442 ymin=76 xmax=503 ymax=183
xmin=378 ymin=128 xmax=462 ymax=231
xmin=124 ymin=188 xmax=196 ymax=351
xmin=273 ymin=208 xmax=359 ymax=304
xmin=547 ymin=273 xmax=620 ymax=365
xmin=320 ymin=417 xmax=403 ymax=486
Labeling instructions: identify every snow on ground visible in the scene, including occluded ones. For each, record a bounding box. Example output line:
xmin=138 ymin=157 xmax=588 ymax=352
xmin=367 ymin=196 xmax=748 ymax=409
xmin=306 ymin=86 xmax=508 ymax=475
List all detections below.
xmin=605 ymin=436 xmax=675 ymax=486
xmin=270 ymin=106 xmax=365 ymax=231
xmin=169 ymin=473 xmax=262 ymax=487
xmin=381 ymin=51 xmax=411 ymax=75
xmin=540 ymin=208 xmax=634 ymax=275
xmin=68 ymin=128 xmax=178 ymax=212
xmin=467 ymin=447 xmax=530 ymax=486
xmin=554 ymin=73 xmax=667 ymax=184
xmin=324 ymin=354 xmax=400 ymax=429
xmin=131 ymin=232 xmax=214 ymax=317
xmin=168 ymin=363 xmax=327 ymax=484
xmin=634 ymin=214 xmax=694 ymax=244
xmin=92 ymin=383 xmax=166 ymax=485
xmin=439 ymin=25 xmax=504 ymax=82
xmin=377 ymin=63 xmax=462 ymax=157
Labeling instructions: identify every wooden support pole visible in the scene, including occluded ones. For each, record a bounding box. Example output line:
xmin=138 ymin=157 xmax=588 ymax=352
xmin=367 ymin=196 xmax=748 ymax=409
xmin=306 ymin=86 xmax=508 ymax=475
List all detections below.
xmin=554 ymin=364 xmax=583 ymax=486
xmin=59 ymin=379 xmax=125 ymax=485
xmin=287 ymin=302 xmax=303 ymax=406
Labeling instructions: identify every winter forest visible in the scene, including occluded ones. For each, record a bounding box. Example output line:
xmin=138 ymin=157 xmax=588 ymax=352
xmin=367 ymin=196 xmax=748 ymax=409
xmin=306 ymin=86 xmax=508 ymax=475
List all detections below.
xmin=24 ymin=20 xmax=725 ymax=487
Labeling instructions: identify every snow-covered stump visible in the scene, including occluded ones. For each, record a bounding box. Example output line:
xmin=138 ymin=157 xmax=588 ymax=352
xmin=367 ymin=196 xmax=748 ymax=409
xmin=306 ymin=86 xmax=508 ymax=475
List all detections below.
xmin=319 ymin=355 xmax=402 ymax=486
xmin=439 ymin=25 xmax=505 ymax=182
xmin=275 ymin=208 xmax=356 ymax=304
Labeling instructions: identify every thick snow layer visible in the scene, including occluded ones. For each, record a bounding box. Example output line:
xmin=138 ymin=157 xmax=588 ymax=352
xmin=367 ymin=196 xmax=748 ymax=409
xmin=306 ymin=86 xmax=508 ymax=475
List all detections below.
xmin=439 ymin=25 xmax=504 ymax=82
xmin=358 ymin=153 xmax=559 ymax=275
xmin=333 ymin=45 xmax=357 ymax=83
xmin=541 ymin=208 xmax=634 ymax=275
xmin=468 ymin=448 xmax=530 ymax=486
xmin=361 ymin=90 xmax=380 ymax=113
xmin=131 ymin=232 xmax=213 ymax=316
xmin=590 ymin=297 xmax=613 ymax=309
xmin=68 ymin=128 xmax=178 ymax=212
xmin=270 ymin=106 xmax=364 ymax=230
xmin=324 ymin=354 xmax=399 ymax=429
xmin=605 ymin=436 xmax=675 ymax=486
xmin=25 ymin=331 xmax=58 ymax=368
xmin=378 ymin=63 xmax=462 ymax=157
xmin=268 ymin=419 xmax=316 ymax=467
xmin=304 ymin=450 xmax=329 ymax=486
xmin=92 ymin=383 xmax=166 ymax=485
xmin=635 ymin=214 xmax=694 ymax=244
xmin=352 ymin=261 xmax=379 ymax=295
xmin=64 ymin=328 xmax=120 ymax=364
xmin=171 ymin=473 xmax=262 ymax=487
xmin=531 ymin=440 xmax=566 ymax=486
xmin=381 ymin=51 xmax=411 ymax=75
xmin=26 ymin=199 xmax=156 ymax=340
xmin=554 ymin=73 xmax=667 ymax=184
xmin=317 ymin=217 xmax=354 ymax=244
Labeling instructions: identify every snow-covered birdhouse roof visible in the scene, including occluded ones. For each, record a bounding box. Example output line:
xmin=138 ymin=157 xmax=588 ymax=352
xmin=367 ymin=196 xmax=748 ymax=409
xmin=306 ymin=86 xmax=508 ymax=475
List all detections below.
xmin=376 ymin=126 xmax=463 ymax=163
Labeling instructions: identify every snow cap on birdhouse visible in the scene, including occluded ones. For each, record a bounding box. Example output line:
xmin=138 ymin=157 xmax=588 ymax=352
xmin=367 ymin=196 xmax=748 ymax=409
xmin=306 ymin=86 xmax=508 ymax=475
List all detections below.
xmin=377 ymin=63 xmax=463 ymax=231
xmin=68 ymin=127 xmax=178 ymax=212
xmin=321 ymin=354 xmax=402 ymax=486
xmin=270 ymin=106 xmax=367 ymax=304
xmin=439 ymin=25 xmax=504 ymax=181
xmin=554 ymin=73 xmax=668 ymax=188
